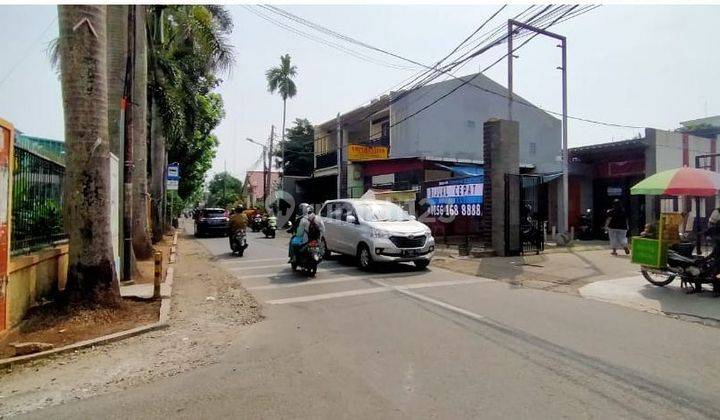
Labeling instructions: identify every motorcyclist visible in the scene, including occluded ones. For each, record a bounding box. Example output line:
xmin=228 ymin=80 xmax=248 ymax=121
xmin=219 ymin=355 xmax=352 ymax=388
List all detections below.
xmin=289 ymin=203 xmax=325 ymax=263
xmin=229 ymin=204 xmax=248 ymax=248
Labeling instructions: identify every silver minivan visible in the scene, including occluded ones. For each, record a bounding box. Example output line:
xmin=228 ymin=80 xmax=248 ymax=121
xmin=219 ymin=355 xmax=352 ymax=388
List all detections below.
xmin=319 ymin=199 xmax=435 ymax=270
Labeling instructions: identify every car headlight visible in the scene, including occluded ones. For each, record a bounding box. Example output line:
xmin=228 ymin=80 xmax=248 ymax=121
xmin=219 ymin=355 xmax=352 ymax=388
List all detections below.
xmin=371 ymin=228 xmax=391 ymax=239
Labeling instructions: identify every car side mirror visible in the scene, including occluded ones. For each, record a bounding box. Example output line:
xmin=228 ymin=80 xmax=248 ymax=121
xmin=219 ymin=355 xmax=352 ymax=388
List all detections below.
xmin=409 ymin=215 xmax=416 ymax=221
xmin=346 ymin=215 xmax=357 ymax=224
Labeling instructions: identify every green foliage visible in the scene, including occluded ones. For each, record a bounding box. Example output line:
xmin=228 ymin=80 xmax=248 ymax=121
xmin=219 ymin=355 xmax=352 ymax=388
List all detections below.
xmin=206 ymin=171 xmax=243 ymax=208
xmin=12 ymin=176 xmax=65 ymax=252
xmin=274 ymin=118 xmax=314 ymax=176
xmin=149 ymin=5 xmax=233 ymax=201
xmin=265 ymin=54 xmax=297 ymax=101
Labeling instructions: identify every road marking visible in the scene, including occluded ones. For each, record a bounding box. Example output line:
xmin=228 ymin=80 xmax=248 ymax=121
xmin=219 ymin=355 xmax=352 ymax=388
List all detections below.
xmin=236 ymin=265 xmax=357 ymax=280
xmin=220 ymin=257 xmax=287 ymax=264
xmin=400 ymin=278 xmax=491 ymax=290
xmin=267 ymin=278 xmax=490 ymax=304
xmin=248 ymin=271 xmax=428 ymax=290
xmin=266 ymin=286 xmax=390 ymax=304
xmin=372 ymin=278 xmax=489 ymax=322
xmin=228 ymin=263 xmax=288 ymax=271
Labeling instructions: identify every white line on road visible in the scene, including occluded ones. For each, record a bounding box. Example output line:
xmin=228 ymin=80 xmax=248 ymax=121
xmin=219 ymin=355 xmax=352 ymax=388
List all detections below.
xmin=220 ymin=257 xmax=287 ymax=264
xmin=237 ymin=265 xmax=357 ymax=280
xmin=266 ymin=287 xmax=390 ymax=304
xmin=266 ymin=277 xmax=490 ymax=304
xmin=228 ymin=263 xmax=288 ymax=271
xmin=248 ymin=270 xmax=432 ymax=291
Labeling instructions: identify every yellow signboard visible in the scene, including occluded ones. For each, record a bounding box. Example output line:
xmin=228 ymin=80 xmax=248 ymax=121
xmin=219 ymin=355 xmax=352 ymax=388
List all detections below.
xmin=348 ymin=144 xmax=388 ymax=161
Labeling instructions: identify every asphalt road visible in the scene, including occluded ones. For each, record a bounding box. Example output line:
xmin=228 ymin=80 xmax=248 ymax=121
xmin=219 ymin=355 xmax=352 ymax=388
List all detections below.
xmin=21 ymin=225 xmax=720 ymax=419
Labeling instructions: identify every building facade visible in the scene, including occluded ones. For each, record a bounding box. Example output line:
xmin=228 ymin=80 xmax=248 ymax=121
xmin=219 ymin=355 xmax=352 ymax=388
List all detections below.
xmin=311 ymin=72 xmax=563 ymax=236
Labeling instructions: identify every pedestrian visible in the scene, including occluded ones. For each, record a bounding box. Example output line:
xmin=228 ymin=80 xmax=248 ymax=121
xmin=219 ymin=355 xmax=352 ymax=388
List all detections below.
xmin=605 ymin=199 xmax=629 ymax=256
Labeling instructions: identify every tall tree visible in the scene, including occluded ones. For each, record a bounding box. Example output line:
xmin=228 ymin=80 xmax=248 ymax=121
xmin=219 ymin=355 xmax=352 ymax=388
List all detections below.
xmin=57 ymin=5 xmax=120 ymax=304
xmin=147 ymin=5 xmax=234 ymax=242
xmin=275 ymin=118 xmax=314 ymax=176
xmin=131 ymin=5 xmax=154 ymax=258
xmin=265 ymin=54 xmax=297 ymax=171
xmin=106 ymin=5 xmax=128 ymax=158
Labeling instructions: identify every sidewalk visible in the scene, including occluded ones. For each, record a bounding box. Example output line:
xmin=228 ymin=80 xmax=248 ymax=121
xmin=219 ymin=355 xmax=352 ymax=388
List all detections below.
xmin=433 ymin=248 xmax=638 ymax=295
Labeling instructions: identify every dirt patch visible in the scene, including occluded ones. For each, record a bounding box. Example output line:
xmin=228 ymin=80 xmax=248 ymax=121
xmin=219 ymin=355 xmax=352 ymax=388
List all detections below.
xmin=0 ymin=299 xmax=159 ymax=358
xmin=0 ymin=224 xmax=262 ymax=417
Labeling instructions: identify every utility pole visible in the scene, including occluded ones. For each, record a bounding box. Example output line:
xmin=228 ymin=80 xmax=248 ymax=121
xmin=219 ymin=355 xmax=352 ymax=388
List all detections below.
xmin=222 ymin=160 xmax=227 ymax=206
xmin=336 ymin=113 xmax=341 ymax=199
xmin=122 ymin=5 xmax=136 ymax=283
xmin=507 ymin=19 xmax=568 ymax=236
xmin=268 ymin=125 xmax=274 ymax=208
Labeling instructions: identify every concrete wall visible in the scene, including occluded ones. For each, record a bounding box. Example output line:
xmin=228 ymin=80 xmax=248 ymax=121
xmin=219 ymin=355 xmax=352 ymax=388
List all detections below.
xmin=6 ymin=244 xmax=68 ymax=329
xmin=390 ymin=74 xmax=561 ymax=173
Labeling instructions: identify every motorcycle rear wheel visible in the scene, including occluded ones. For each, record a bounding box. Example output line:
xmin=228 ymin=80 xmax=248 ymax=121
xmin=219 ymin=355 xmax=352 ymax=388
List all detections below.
xmin=641 ymin=267 xmax=676 ymax=286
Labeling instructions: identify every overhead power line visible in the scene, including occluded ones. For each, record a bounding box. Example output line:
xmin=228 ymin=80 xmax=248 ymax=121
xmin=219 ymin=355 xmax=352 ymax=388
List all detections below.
xmin=267 ymin=4 xmax=641 ymax=145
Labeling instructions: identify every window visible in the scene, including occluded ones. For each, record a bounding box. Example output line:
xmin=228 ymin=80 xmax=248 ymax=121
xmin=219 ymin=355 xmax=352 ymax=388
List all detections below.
xmin=320 ymin=205 xmax=328 ymax=217
xmin=381 ymin=121 xmax=390 ymax=138
xmin=529 ymin=142 xmax=537 ymax=155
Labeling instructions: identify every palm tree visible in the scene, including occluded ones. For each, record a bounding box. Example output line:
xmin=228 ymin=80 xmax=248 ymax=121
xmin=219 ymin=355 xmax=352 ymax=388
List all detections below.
xmin=265 ymin=54 xmax=297 ymax=172
xmin=57 ymin=5 xmax=120 ymax=303
xmin=131 ymin=5 xmax=154 ymax=258
xmin=147 ymin=5 xmax=234 ymax=242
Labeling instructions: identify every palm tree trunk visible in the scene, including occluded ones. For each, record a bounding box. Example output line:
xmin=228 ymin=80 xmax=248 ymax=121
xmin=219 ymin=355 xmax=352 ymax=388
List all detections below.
xmin=150 ymin=96 xmax=165 ymax=243
xmin=131 ymin=5 xmax=154 ymax=258
xmin=58 ymin=5 xmax=120 ymax=304
xmin=106 ymin=5 xmax=128 ymax=158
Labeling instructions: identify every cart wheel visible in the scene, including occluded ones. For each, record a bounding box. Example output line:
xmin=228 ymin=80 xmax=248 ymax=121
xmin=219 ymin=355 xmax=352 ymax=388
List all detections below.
xmin=641 ymin=267 xmax=675 ymax=286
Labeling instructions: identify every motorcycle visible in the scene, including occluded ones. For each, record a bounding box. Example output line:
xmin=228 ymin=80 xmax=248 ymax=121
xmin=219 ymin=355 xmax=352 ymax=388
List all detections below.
xmin=641 ymin=241 xmax=720 ymax=296
xmin=291 ymin=239 xmax=323 ymax=277
xmin=263 ymin=216 xmax=277 ymax=238
xmin=250 ymin=215 xmax=264 ymax=232
xmin=230 ymin=230 xmax=248 ymax=257
xmin=577 ymin=209 xmax=594 ymax=240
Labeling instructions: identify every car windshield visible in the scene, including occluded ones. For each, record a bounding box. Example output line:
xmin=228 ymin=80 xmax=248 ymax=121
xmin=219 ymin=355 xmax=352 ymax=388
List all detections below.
xmin=355 ymin=202 xmax=411 ymax=222
xmin=202 ymin=209 xmax=225 ymax=217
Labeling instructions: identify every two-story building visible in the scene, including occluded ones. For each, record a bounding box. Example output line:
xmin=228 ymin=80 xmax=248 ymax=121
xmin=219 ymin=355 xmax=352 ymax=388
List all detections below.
xmin=309 ymin=72 xmax=563 ymax=235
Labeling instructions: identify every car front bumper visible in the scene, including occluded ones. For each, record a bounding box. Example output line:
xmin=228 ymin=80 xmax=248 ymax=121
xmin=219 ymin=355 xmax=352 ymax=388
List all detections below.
xmin=196 ymin=223 xmax=229 ymax=234
xmin=370 ymin=236 xmax=435 ymax=263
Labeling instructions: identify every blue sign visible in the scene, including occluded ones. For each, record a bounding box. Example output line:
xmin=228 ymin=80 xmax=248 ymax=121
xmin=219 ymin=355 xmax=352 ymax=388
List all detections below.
xmin=425 ymin=175 xmax=483 ymax=205
xmin=167 ymin=163 xmax=180 ymax=181
xmin=424 ymin=175 xmax=484 ymax=218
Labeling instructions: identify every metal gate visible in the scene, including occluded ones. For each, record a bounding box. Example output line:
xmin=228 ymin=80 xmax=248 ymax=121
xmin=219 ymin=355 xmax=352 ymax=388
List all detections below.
xmin=505 ymin=174 xmax=545 ymax=256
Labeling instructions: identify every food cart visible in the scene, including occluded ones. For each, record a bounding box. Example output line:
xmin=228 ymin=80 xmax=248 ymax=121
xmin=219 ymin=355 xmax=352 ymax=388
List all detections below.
xmin=630 ymin=167 xmax=720 ymax=294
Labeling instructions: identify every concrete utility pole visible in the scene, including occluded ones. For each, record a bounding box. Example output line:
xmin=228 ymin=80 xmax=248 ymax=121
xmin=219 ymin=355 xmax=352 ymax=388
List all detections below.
xmin=268 ymin=125 xmax=274 ymax=207
xmin=246 ymin=137 xmax=268 ymax=206
xmin=507 ymin=19 xmax=569 ymax=235
xmin=336 ymin=113 xmax=341 ymax=199
xmin=122 ymin=5 xmax=136 ymax=282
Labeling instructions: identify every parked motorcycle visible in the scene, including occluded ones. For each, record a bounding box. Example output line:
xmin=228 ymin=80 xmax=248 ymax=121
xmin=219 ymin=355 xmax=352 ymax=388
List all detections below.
xmin=230 ymin=230 xmax=248 ymax=257
xmin=641 ymin=242 xmax=719 ymax=296
xmin=291 ymin=239 xmax=323 ymax=276
xmin=577 ymin=209 xmax=594 ymax=240
xmin=263 ymin=216 xmax=277 ymax=238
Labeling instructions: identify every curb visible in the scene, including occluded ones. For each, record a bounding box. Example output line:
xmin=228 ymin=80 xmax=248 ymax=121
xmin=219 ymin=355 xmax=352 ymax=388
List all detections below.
xmin=0 ymin=231 xmax=180 ymax=369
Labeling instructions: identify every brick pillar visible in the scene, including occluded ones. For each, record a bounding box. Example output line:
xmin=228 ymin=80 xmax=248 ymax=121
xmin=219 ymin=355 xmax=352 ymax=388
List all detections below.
xmin=482 ymin=119 xmax=519 ymax=256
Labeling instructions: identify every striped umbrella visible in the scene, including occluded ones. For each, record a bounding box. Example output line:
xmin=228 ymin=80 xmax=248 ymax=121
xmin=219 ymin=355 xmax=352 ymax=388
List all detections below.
xmin=630 ymin=167 xmax=720 ymax=197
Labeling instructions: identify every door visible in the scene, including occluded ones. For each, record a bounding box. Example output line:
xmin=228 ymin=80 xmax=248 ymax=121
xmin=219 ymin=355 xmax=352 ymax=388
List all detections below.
xmin=333 ymin=202 xmax=355 ymax=255
xmin=320 ymin=203 xmax=339 ymax=251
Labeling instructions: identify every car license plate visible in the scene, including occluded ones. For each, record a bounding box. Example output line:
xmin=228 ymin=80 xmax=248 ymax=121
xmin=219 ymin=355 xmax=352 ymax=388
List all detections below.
xmin=402 ymin=249 xmax=419 ymax=257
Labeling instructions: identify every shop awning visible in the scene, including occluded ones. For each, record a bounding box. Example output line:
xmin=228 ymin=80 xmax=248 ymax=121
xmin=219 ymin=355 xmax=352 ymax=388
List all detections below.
xmin=434 ymin=163 xmax=484 ymax=177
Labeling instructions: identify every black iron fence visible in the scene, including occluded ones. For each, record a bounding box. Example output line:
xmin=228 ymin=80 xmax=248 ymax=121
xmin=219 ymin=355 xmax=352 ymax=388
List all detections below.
xmin=11 ymin=146 xmax=67 ymax=254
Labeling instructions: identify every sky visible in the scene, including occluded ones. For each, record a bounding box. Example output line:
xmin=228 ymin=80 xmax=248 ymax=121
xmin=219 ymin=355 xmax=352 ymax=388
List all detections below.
xmin=1 ymin=4 xmax=719 ymax=183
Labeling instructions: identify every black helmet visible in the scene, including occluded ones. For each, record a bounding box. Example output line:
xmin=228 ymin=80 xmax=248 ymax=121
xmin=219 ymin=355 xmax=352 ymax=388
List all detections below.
xmin=235 ymin=204 xmax=245 ymax=213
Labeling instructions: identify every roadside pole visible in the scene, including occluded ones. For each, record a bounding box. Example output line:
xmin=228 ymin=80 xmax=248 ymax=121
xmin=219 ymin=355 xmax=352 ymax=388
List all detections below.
xmin=269 ymin=125 xmax=274 ymax=210
xmin=507 ymin=19 xmax=568 ymax=236
xmin=336 ymin=113 xmax=341 ymax=199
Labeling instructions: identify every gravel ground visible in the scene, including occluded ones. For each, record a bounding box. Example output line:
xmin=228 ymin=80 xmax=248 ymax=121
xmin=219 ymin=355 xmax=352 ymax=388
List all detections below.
xmin=0 ymin=236 xmax=263 ymax=418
